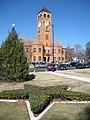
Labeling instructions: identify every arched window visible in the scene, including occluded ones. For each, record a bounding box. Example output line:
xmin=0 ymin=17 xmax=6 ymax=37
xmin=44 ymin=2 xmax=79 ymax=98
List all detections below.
xmin=33 ymin=56 xmax=36 ymax=61
xmin=48 ymin=50 xmax=50 ymax=53
xmin=58 ymin=49 xmax=60 ymax=53
xmin=44 ymin=14 xmax=46 ymax=17
xmin=58 ymin=57 xmax=60 ymax=61
xmin=33 ymin=48 xmax=36 ymax=52
xmin=38 ymin=48 xmax=41 ymax=53
xmin=38 ymin=56 xmax=41 ymax=61
xmin=40 ymin=14 xmax=42 ymax=17
xmin=47 ymin=14 xmax=50 ymax=18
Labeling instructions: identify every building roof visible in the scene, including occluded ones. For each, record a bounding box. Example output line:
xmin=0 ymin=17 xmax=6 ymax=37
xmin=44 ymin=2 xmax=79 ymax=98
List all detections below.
xmin=37 ymin=7 xmax=51 ymax=14
xmin=32 ymin=40 xmax=43 ymax=45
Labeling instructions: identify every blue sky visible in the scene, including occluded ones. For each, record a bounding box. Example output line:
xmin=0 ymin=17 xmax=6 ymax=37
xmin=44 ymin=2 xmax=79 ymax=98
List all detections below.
xmin=0 ymin=0 xmax=90 ymax=48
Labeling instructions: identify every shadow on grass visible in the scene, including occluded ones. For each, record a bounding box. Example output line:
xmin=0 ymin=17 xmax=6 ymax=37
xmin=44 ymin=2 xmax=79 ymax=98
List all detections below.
xmin=46 ymin=115 xmax=68 ymax=120
xmin=26 ymin=74 xmax=35 ymax=81
xmin=78 ymin=106 xmax=90 ymax=120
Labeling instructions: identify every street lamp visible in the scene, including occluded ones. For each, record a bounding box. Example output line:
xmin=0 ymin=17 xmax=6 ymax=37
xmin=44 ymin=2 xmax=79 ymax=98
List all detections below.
xmin=46 ymin=24 xmax=54 ymax=63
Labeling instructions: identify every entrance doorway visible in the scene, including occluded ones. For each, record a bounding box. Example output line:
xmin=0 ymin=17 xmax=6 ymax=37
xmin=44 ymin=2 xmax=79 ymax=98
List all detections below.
xmin=47 ymin=57 xmax=50 ymax=62
xmin=43 ymin=57 xmax=46 ymax=62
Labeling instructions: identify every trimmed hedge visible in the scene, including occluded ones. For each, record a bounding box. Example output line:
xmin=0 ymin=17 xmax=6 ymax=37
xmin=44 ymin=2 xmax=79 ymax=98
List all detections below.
xmin=24 ymin=84 xmax=68 ymax=94
xmin=57 ymin=91 xmax=90 ymax=101
xmin=25 ymin=84 xmax=90 ymax=114
xmin=29 ymin=92 xmax=52 ymax=113
xmin=0 ymin=84 xmax=90 ymax=114
xmin=0 ymin=89 xmax=29 ymax=99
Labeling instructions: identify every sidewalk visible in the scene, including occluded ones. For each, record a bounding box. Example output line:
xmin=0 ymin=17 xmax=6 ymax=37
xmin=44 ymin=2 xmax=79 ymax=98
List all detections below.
xmin=46 ymin=71 xmax=90 ymax=83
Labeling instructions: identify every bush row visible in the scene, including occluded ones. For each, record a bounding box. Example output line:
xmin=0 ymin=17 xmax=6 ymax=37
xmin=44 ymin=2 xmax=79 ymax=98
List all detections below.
xmin=29 ymin=92 xmax=52 ymax=113
xmin=0 ymin=89 xmax=29 ymax=99
xmin=30 ymin=90 xmax=90 ymax=113
xmin=24 ymin=84 xmax=68 ymax=94
xmin=0 ymin=84 xmax=90 ymax=114
xmin=26 ymin=85 xmax=90 ymax=113
xmin=52 ymin=91 xmax=90 ymax=101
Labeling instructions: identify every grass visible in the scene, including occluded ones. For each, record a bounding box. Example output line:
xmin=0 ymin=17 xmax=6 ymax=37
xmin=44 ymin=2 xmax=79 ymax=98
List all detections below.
xmin=40 ymin=103 xmax=90 ymax=120
xmin=0 ymin=102 xmax=29 ymax=120
xmin=0 ymin=69 xmax=90 ymax=94
xmin=0 ymin=69 xmax=90 ymax=120
xmin=62 ymin=68 xmax=90 ymax=77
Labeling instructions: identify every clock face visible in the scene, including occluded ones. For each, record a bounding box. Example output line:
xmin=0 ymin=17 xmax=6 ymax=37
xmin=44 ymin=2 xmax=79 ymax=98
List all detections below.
xmin=45 ymin=21 xmax=49 ymax=26
xmin=38 ymin=22 xmax=41 ymax=27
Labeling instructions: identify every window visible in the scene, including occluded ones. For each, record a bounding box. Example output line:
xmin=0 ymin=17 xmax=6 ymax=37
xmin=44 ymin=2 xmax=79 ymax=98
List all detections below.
xmin=44 ymin=14 xmax=46 ymax=17
xmin=62 ymin=50 xmax=64 ymax=54
xmin=62 ymin=57 xmax=64 ymax=61
xmin=45 ymin=35 xmax=48 ymax=40
xmin=47 ymin=14 xmax=50 ymax=18
xmin=58 ymin=57 xmax=60 ymax=61
xmin=38 ymin=56 xmax=41 ymax=61
xmin=44 ymin=50 xmax=46 ymax=54
xmin=38 ymin=48 xmax=41 ymax=53
xmin=33 ymin=56 xmax=36 ymax=61
xmin=33 ymin=48 xmax=36 ymax=52
xmin=46 ymin=43 xmax=48 ymax=46
xmin=40 ymin=14 xmax=42 ymax=17
xmin=58 ymin=49 xmax=60 ymax=53
xmin=48 ymin=50 xmax=50 ymax=53
xmin=26 ymin=48 xmax=29 ymax=53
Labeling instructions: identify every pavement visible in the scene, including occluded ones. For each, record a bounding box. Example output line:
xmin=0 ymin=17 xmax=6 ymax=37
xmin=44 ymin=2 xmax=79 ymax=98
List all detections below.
xmin=46 ymin=71 xmax=90 ymax=83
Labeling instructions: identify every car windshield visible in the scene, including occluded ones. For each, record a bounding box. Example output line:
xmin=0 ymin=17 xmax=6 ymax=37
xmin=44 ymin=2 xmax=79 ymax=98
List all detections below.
xmin=59 ymin=64 xmax=66 ymax=67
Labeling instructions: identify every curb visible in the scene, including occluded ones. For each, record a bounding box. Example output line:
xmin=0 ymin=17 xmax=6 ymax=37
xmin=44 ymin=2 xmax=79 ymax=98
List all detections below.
xmin=0 ymin=99 xmax=18 ymax=102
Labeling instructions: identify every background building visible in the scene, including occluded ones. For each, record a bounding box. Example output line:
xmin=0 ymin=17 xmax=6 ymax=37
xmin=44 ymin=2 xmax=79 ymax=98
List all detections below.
xmin=24 ymin=7 xmax=67 ymax=63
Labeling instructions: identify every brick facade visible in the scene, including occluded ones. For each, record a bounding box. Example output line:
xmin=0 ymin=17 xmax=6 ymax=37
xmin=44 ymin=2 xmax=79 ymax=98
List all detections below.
xmin=23 ymin=7 xmax=67 ymax=63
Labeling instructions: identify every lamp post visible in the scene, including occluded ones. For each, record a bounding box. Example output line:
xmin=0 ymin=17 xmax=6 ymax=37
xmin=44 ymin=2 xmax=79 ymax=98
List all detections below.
xmin=47 ymin=24 xmax=54 ymax=63
xmin=52 ymin=24 xmax=54 ymax=63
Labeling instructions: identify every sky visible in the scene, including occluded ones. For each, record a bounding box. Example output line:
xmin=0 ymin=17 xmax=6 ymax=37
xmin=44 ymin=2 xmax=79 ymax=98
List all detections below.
xmin=0 ymin=0 xmax=90 ymax=48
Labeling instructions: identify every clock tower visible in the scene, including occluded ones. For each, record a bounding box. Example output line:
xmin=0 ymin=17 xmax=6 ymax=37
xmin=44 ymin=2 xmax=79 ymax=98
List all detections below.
xmin=37 ymin=7 xmax=52 ymax=46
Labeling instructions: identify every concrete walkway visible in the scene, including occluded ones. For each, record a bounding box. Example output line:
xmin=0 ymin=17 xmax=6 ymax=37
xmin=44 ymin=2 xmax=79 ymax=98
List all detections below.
xmin=46 ymin=71 xmax=90 ymax=83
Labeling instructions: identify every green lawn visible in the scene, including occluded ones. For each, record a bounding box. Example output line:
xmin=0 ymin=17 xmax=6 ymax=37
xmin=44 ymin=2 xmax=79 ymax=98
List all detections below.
xmin=40 ymin=103 xmax=90 ymax=120
xmin=0 ymin=102 xmax=29 ymax=120
xmin=0 ymin=69 xmax=90 ymax=94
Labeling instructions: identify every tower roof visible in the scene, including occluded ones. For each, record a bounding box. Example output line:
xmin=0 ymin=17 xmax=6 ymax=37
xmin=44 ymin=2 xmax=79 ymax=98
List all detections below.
xmin=37 ymin=7 xmax=51 ymax=14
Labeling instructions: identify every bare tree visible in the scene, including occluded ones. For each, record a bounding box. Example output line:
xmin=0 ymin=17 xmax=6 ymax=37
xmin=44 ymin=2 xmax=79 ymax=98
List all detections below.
xmin=85 ymin=41 xmax=90 ymax=60
xmin=75 ymin=44 xmax=85 ymax=61
xmin=66 ymin=44 xmax=85 ymax=62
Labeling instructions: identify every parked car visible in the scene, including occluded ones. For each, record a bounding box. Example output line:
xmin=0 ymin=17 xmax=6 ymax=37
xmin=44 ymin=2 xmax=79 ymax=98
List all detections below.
xmin=76 ymin=63 xmax=85 ymax=69
xmin=84 ymin=63 xmax=90 ymax=68
xmin=70 ymin=61 xmax=78 ymax=67
xmin=46 ymin=63 xmax=56 ymax=71
xmin=34 ymin=62 xmax=46 ymax=68
xmin=58 ymin=63 xmax=68 ymax=70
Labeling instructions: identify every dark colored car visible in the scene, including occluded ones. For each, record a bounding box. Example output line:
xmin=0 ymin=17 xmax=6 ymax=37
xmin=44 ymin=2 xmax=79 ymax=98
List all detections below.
xmin=84 ymin=63 xmax=90 ymax=68
xmin=58 ymin=64 xmax=68 ymax=70
xmin=46 ymin=63 xmax=56 ymax=71
xmin=70 ymin=62 xmax=78 ymax=67
xmin=76 ymin=63 xmax=85 ymax=69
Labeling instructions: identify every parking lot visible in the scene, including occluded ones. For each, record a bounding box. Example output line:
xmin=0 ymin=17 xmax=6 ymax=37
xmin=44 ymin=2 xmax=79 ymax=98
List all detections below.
xmin=29 ymin=62 xmax=90 ymax=73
